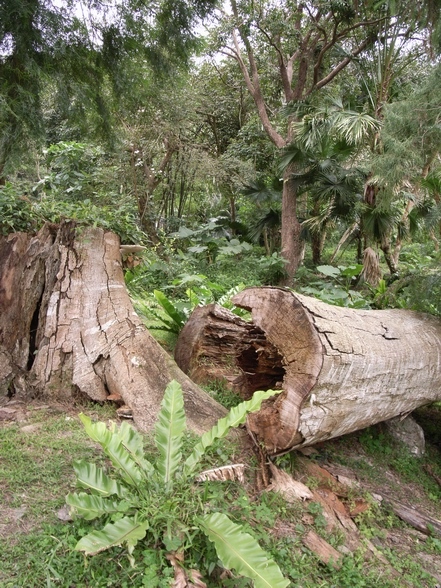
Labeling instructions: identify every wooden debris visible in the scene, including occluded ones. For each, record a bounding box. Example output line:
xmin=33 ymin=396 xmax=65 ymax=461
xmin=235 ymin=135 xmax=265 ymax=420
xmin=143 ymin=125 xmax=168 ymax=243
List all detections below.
xmin=196 ymin=464 xmax=245 ymax=484
xmin=116 ymin=405 xmax=133 ymax=419
xmin=302 ymin=529 xmax=342 ymax=568
xmin=383 ymin=496 xmax=441 ymax=537
xmin=266 ymin=463 xmax=313 ymax=502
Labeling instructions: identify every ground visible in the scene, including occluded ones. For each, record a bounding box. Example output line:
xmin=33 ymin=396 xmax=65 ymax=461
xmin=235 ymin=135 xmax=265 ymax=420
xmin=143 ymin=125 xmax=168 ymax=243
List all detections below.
xmin=1 ymin=396 xmax=441 ymax=587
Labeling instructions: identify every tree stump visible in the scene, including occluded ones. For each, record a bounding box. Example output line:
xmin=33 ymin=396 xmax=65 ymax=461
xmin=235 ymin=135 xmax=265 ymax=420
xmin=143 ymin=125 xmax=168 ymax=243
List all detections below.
xmin=175 ymin=287 xmax=441 ymax=453
xmin=0 ymin=222 xmax=225 ymax=433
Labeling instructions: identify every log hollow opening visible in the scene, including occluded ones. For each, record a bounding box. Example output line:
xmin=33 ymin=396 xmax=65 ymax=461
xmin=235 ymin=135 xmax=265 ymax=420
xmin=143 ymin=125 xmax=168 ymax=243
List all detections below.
xmin=235 ymin=333 xmax=286 ymax=399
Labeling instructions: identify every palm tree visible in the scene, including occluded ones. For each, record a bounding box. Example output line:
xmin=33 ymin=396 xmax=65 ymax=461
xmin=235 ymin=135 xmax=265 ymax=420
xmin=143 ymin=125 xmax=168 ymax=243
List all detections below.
xmin=280 ymin=98 xmax=378 ymax=265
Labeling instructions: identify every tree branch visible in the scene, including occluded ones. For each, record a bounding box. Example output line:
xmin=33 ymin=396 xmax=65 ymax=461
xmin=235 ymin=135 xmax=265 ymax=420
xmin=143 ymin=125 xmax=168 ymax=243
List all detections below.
xmin=314 ymin=37 xmax=373 ymax=92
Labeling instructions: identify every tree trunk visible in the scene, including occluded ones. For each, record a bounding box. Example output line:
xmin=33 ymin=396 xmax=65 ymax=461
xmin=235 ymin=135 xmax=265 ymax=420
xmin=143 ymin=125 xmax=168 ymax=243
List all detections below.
xmin=175 ymin=287 xmax=441 ymax=454
xmin=0 ymin=222 xmax=225 ymax=434
xmin=281 ymin=167 xmax=304 ymax=284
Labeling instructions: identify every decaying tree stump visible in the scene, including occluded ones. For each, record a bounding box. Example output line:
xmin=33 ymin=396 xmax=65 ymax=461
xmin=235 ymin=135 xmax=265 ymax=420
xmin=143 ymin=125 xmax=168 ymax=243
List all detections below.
xmin=0 ymin=222 xmax=225 ymax=433
xmin=175 ymin=287 xmax=441 ymax=453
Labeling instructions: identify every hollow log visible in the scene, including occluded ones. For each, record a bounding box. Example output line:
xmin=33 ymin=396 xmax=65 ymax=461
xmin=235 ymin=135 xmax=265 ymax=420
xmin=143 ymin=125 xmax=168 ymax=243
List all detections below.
xmin=0 ymin=222 xmax=225 ymax=433
xmin=175 ymin=287 xmax=441 ymax=453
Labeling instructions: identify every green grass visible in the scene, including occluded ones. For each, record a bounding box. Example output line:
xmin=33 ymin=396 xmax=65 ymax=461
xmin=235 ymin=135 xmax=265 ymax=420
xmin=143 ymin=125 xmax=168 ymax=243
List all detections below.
xmin=1 ymin=403 xmax=441 ymax=587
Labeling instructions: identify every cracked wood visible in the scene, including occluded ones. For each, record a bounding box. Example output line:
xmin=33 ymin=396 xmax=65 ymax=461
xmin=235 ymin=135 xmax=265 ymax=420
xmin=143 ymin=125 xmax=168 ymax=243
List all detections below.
xmin=0 ymin=222 xmax=226 ymax=434
xmin=176 ymin=287 xmax=441 ymax=454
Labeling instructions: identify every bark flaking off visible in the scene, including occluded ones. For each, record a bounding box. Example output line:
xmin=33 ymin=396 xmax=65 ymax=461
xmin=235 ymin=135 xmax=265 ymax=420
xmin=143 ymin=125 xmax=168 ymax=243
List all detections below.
xmin=1 ymin=221 xmax=226 ymax=434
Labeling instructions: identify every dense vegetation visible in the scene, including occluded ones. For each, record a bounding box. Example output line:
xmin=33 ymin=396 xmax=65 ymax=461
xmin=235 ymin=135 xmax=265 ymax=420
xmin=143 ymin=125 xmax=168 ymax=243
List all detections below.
xmin=1 ymin=1 xmax=441 ymax=586
xmin=1 ymin=0 xmax=441 ymax=319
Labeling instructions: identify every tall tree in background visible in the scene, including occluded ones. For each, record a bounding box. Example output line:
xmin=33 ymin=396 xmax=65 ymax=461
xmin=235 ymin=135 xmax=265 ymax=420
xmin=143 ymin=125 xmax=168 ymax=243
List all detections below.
xmin=0 ymin=0 xmax=218 ymax=183
xmin=209 ymin=0 xmax=439 ymax=282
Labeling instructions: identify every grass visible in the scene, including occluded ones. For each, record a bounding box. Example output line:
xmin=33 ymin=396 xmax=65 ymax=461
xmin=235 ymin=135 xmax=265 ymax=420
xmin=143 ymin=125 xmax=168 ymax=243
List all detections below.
xmin=1 ymin=401 xmax=441 ymax=587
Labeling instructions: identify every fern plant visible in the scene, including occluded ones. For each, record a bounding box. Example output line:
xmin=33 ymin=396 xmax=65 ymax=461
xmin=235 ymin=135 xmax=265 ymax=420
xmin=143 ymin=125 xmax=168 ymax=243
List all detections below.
xmin=67 ymin=381 xmax=289 ymax=587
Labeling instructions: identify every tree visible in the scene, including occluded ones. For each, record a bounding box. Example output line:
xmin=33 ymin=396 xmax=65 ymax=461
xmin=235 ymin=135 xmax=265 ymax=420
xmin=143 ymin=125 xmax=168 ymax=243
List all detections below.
xmin=0 ymin=0 xmax=218 ymax=182
xmin=207 ymin=0 xmax=439 ymax=281
xmin=0 ymin=222 xmax=226 ymax=433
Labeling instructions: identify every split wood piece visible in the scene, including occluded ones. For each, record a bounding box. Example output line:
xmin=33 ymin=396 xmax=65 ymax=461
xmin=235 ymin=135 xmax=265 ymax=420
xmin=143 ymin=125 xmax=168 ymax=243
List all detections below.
xmin=0 ymin=223 xmax=226 ymax=434
xmin=176 ymin=287 xmax=441 ymax=454
xmin=266 ymin=463 xmax=313 ymax=501
xmin=174 ymin=304 xmax=285 ymax=397
xmin=302 ymin=529 xmax=342 ymax=568
xmin=383 ymin=496 xmax=441 ymax=537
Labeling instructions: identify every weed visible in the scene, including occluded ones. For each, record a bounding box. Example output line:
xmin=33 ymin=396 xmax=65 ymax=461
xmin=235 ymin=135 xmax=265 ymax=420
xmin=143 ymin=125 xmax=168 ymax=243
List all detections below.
xmin=203 ymin=380 xmax=243 ymax=410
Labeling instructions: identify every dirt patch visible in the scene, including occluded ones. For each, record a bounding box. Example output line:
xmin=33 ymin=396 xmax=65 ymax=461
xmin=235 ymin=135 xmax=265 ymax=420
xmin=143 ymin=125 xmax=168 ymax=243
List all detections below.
xmin=0 ymin=506 xmax=34 ymax=542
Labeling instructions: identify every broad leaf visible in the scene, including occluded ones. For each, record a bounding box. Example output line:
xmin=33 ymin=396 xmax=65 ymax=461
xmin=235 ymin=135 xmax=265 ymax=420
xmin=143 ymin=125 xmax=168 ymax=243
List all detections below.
xmin=79 ymin=413 xmax=112 ymax=447
xmin=154 ymin=290 xmax=187 ymax=329
xmin=73 ymin=460 xmax=127 ymax=497
xmin=66 ymin=492 xmax=128 ymax=520
xmin=339 ymin=264 xmax=363 ymax=278
xmin=183 ymin=390 xmax=280 ymax=476
xmin=316 ymin=265 xmax=341 ymax=277
xmin=155 ymin=380 xmax=186 ymax=488
xmin=75 ymin=516 xmax=149 ymax=556
xmin=116 ymin=421 xmax=155 ymax=478
xmin=200 ymin=513 xmax=289 ymax=588
xmin=79 ymin=414 xmax=143 ymax=487
xmin=103 ymin=433 xmax=144 ymax=487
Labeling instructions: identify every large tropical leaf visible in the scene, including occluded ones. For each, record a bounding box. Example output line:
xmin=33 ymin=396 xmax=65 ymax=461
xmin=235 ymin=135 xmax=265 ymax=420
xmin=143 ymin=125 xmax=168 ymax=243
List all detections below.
xmin=79 ymin=414 xmax=144 ymax=487
xmin=154 ymin=290 xmax=187 ymax=332
xmin=66 ymin=492 xmax=128 ymax=520
xmin=154 ymin=380 xmax=186 ymax=488
xmin=183 ymin=389 xmax=280 ymax=477
xmin=79 ymin=413 xmax=112 ymax=447
xmin=199 ymin=512 xmax=289 ymax=588
xmin=102 ymin=432 xmax=144 ymax=487
xmin=73 ymin=460 xmax=127 ymax=497
xmin=75 ymin=516 xmax=149 ymax=556
xmin=115 ymin=421 xmax=155 ymax=478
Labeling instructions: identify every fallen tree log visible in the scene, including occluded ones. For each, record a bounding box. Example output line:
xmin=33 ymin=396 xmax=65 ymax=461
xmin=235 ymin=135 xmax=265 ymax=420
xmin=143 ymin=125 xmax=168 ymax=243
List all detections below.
xmin=0 ymin=222 xmax=225 ymax=433
xmin=175 ymin=287 xmax=441 ymax=453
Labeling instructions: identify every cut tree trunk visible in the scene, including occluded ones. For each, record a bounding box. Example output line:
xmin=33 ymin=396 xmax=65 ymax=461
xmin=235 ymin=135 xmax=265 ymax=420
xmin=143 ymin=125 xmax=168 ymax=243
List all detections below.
xmin=175 ymin=287 xmax=441 ymax=454
xmin=0 ymin=222 xmax=225 ymax=434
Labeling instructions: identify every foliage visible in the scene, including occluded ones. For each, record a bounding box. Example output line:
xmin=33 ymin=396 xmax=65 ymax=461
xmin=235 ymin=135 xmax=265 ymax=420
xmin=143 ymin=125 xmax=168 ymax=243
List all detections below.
xmin=67 ymin=381 xmax=287 ymax=585
xmin=172 ymin=218 xmax=253 ymax=263
xmin=297 ymin=264 xmax=370 ymax=309
xmin=384 ymin=268 xmax=441 ymax=317
xmin=0 ymin=0 xmax=220 ymax=175
xmin=34 ymin=142 xmax=108 ymax=201
xmin=131 ymin=276 xmax=248 ymax=336
xmin=0 ymin=181 xmax=147 ymax=243
xmin=2 ymin=402 xmax=441 ymax=586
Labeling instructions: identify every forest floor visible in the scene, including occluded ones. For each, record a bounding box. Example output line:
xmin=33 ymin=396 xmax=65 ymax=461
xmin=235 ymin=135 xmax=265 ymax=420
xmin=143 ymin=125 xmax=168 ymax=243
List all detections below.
xmin=1 ymin=396 xmax=441 ymax=587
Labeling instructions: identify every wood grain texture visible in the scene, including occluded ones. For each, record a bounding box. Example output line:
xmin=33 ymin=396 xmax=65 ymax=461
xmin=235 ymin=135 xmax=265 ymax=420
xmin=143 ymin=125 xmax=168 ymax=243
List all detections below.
xmin=176 ymin=286 xmax=441 ymax=453
xmin=0 ymin=223 xmax=226 ymax=434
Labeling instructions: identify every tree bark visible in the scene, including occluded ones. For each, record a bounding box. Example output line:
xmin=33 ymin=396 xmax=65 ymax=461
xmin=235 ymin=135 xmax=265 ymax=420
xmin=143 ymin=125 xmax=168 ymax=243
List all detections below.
xmin=175 ymin=287 xmax=441 ymax=454
xmin=0 ymin=222 xmax=225 ymax=434
xmin=280 ymin=166 xmax=304 ymax=283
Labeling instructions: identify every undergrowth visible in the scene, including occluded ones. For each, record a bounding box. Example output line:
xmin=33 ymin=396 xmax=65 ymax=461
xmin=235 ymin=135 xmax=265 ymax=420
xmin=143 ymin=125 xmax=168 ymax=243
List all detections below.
xmin=1 ymin=400 xmax=441 ymax=587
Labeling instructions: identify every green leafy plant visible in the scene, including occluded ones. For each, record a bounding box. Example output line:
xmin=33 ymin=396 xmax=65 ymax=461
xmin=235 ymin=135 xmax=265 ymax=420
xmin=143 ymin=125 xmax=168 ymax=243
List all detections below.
xmin=133 ymin=278 xmax=248 ymax=335
xmin=298 ymin=264 xmax=369 ymax=308
xmin=67 ymin=381 xmax=288 ymax=587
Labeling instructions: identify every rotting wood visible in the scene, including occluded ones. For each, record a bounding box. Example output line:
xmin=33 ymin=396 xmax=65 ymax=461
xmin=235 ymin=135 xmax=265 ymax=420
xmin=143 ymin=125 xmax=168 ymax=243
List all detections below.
xmin=302 ymin=529 xmax=342 ymax=568
xmin=382 ymin=496 xmax=441 ymax=537
xmin=176 ymin=287 xmax=441 ymax=454
xmin=0 ymin=222 xmax=226 ymax=434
